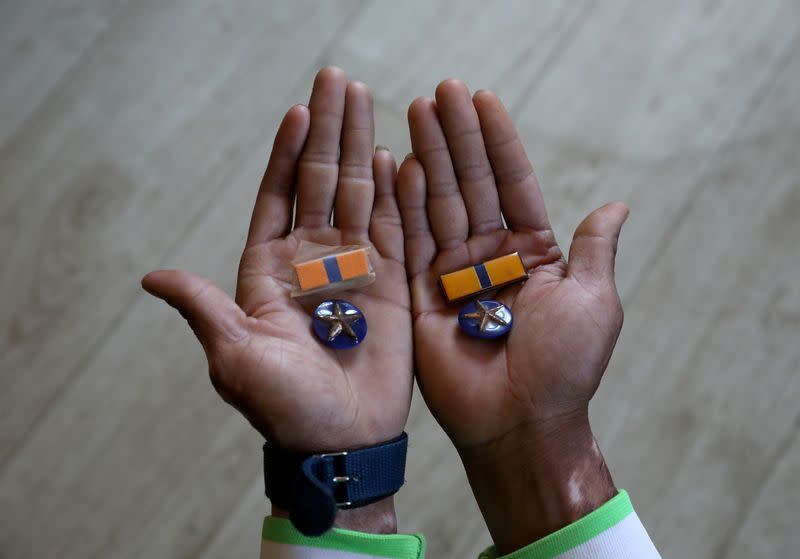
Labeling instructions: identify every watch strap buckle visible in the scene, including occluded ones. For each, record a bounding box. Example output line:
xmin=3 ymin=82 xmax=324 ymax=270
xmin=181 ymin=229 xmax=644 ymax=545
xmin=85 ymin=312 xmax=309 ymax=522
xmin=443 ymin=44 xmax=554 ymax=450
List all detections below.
xmin=319 ymin=451 xmax=354 ymax=507
xmin=264 ymin=433 xmax=408 ymax=536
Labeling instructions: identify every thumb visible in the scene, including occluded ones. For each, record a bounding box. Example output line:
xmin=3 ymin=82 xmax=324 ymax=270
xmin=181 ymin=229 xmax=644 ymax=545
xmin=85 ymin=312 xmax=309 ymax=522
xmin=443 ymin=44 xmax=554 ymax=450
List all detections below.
xmin=567 ymin=202 xmax=629 ymax=287
xmin=142 ymin=269 xmax=247 ymax=350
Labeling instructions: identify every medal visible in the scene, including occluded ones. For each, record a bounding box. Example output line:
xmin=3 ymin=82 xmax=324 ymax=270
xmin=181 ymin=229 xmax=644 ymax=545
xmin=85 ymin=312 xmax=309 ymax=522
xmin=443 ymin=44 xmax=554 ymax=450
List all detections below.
xmin=458 ymin=300 xmax=513 ymax=339
xmin=439 ymin=252 xmax=527 ymax=338
xmin=312 ymin=300 xmax=367 ymax=349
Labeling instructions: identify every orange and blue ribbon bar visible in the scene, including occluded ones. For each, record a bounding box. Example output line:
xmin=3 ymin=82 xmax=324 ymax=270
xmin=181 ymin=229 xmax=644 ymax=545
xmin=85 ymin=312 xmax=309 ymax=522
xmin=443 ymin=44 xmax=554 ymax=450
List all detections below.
xmin=439 ymin=252 xmax=527 ymax=302
xmin=294 ymin=248 xmax=371 ymax=292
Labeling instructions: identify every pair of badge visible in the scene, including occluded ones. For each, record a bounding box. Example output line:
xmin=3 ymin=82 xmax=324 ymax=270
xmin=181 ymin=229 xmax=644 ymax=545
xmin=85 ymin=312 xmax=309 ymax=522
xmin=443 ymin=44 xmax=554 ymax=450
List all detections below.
xmin=292 ymin=244 xmax=527 ymax=349
xmin=293 ymin=245 xmax=372 ymax=349
xmin=440 ymin=252 xmax=526 ymax=339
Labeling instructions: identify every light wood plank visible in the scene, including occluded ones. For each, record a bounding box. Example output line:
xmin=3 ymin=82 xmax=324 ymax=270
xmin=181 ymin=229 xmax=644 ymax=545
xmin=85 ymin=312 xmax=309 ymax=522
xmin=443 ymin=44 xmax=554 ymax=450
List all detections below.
xmin=593 ymin=47 xmax=800 ymax=557
xmin=0 ymin=0 xmax=128 ymax=146
xmin=725 ymin=427 xmax=800 ymax=558
xmin=513 ymin=0 xmax=800 ymax=298
xmin=199 ymin=476 xmax=265 ymax=559
xmin=0 ymin=0 xmax=359 ymax=466
xmin=328 ymin=0 xmax=589 ymax=113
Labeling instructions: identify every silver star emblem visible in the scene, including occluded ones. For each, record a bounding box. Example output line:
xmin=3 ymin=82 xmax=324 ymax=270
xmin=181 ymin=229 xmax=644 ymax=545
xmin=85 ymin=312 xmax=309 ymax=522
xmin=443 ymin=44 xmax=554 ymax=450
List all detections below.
xmin=462 ymin=300 xmax=510 ymax=332
xmin=317 ymin=302 xmax=362 ymax=341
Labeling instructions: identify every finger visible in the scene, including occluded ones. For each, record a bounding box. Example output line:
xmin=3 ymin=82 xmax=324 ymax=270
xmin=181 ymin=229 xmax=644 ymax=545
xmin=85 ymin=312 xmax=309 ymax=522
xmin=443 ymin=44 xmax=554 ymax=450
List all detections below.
xmin=246 ymin=105 xmax=311 ymax=246
xmin=334 ymin=81 xmax=375 ymax=240
xmin=369 ymin=147 xmax=403 ymax=263
xmin=435 ymin=80 xmax=501 ymax=234
xmin=473 ymin=90 xmax=551 ymax=232
xmin=295 ymin=66 xmax=347 ymax=228
xmin=408 ymin=97 xmax=469 ymax=250
xmin=142 ymin=270 xmax=247 ymax=349
xmin=567 ymin=202 xmax=630 ymax=287
xmin=397 ymin=155 xmax=437 ymax=277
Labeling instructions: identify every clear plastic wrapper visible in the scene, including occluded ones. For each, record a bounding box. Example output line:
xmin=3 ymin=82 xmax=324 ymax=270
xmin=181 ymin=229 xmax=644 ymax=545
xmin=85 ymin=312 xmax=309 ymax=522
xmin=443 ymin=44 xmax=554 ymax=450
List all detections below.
xmin=291 ymin=241 xmax=375 ymax=298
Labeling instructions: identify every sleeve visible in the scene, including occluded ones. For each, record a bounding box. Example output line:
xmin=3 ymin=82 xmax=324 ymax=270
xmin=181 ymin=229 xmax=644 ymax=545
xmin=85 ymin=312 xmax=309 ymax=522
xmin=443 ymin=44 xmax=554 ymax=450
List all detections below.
xmin=478 ymin=490 xmax=661 ymax=559
xmin=260 ymin=517 xmax=426 ymax=559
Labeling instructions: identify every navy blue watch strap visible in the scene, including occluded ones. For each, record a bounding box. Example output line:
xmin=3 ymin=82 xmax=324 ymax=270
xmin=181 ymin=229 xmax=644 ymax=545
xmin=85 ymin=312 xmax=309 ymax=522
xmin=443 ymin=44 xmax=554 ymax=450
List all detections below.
xmin=263 ymin=433 xmax=408 ymax=536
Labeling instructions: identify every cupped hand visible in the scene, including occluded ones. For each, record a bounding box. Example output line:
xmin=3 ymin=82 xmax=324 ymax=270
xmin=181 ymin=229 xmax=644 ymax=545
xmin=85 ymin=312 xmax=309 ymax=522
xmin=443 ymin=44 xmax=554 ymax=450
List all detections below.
xmin=397 ymin=80 xmax=628 ymax=550
xmin=142 ymin=68 xmax=412 ymax=458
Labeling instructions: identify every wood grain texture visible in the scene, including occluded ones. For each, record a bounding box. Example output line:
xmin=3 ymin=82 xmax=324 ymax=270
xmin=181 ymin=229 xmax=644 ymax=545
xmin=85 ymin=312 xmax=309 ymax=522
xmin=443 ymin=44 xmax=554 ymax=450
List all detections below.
xmin=327 ymin=0 xmax=590 ymax=113
xmin=1 ymin=1 xmax=798 ymax=557
xmin=0 ymin=0 xmax=128 ymax=146
xmin=594 ymin=45 xmax=800 ymax=559
xmin=0 ymin=1 xmax=362 ymax=556
xmin=0 ymin=0 xmax=361 ymax=465
xmin=725 ymin=429 xmax=800 ymax=558
xmin=513 ymin=0 xmax=800 ymax=298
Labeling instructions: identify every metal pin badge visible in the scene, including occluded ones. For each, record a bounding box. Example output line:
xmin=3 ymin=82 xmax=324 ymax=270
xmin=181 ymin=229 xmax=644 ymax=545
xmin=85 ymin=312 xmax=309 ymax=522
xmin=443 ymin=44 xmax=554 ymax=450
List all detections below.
xmin=312 ymin=300 xmax=367 ymax=349
xmin=458 ymin=300 xmax=513 ymax=339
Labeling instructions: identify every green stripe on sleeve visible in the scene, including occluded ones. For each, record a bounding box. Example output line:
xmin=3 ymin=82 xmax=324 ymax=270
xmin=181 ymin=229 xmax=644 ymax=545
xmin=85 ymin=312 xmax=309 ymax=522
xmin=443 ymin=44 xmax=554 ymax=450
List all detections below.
xmin=478 ymin=490 xmax=634 ymax=559
xmin=262 ymin=516 xmax=426 ymax=558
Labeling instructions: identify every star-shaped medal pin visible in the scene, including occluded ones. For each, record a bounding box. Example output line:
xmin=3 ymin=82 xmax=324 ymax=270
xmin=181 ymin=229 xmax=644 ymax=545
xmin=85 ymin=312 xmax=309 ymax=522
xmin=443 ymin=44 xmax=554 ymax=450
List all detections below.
xmin=311 ymin=300 xmax=368 ymax=349
xmin=317 ymin=301 xmax=362 ymax=341
xmin=458 ymin=299 xmax=513 ymax=339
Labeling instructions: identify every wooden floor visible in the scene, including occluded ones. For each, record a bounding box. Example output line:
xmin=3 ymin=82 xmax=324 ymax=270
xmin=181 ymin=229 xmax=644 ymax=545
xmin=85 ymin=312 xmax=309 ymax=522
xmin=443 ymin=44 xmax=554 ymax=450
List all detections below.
xmin=1 ymin=1 xmax=799 ymax=557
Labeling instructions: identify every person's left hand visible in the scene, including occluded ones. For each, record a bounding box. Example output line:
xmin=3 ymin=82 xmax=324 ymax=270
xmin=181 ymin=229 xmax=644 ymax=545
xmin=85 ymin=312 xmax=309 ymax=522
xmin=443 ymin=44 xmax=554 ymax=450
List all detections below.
xmin=397 ymin=80 xmax=627 ymax=551
xmin=142 ymin=68 xmax=412 ymax=530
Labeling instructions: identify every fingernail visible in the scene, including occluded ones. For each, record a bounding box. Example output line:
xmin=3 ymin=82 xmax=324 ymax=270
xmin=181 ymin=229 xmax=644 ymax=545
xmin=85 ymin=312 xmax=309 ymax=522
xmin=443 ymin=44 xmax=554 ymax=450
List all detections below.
xmin=375 ymin=145 xmax=390 ymax=153
xmin=404 ymin=152 xmax=415 ymax=160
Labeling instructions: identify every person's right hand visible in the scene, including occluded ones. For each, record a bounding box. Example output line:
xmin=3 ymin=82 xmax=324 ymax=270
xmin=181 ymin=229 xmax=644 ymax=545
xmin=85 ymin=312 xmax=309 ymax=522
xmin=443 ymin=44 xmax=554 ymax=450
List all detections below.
xmin=397 ymin=80 xmax=628 ymax=553
xmin=142 ymin=68 xmax=412 ymax=533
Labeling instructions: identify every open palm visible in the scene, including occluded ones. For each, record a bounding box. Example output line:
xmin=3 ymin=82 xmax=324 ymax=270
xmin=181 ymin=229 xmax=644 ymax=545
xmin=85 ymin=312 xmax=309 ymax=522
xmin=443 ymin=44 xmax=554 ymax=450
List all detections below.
xmin=143 ymin=68 xmax=411 ymax=453
xmin=397 ymin=81 xmax=629 ymax=451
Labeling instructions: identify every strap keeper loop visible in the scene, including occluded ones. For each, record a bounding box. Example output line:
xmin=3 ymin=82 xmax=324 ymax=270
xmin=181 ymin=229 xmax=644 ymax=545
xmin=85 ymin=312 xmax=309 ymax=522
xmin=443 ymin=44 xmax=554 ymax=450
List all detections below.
xmin=263 ymin=433 xmax=408 ymax=536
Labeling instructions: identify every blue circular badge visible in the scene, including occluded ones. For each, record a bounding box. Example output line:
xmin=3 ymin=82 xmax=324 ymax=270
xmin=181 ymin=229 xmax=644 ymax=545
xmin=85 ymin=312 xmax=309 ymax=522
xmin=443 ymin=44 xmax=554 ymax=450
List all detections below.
xmin=312 ymin=300 xmax=368 ymax=349
xmin=458 ymin=300 xmax=513 ymax=339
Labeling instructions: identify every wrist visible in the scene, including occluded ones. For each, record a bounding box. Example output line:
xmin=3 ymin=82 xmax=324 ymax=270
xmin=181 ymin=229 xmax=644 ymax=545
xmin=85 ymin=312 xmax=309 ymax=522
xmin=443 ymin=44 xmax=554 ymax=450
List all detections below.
xmin=459 ymin=411 xmax=616 ymax=554
xmin=265 ymin=432 xmax=406 ymax=536
xmin=271 ymin=497 xmax=397 ymax=534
